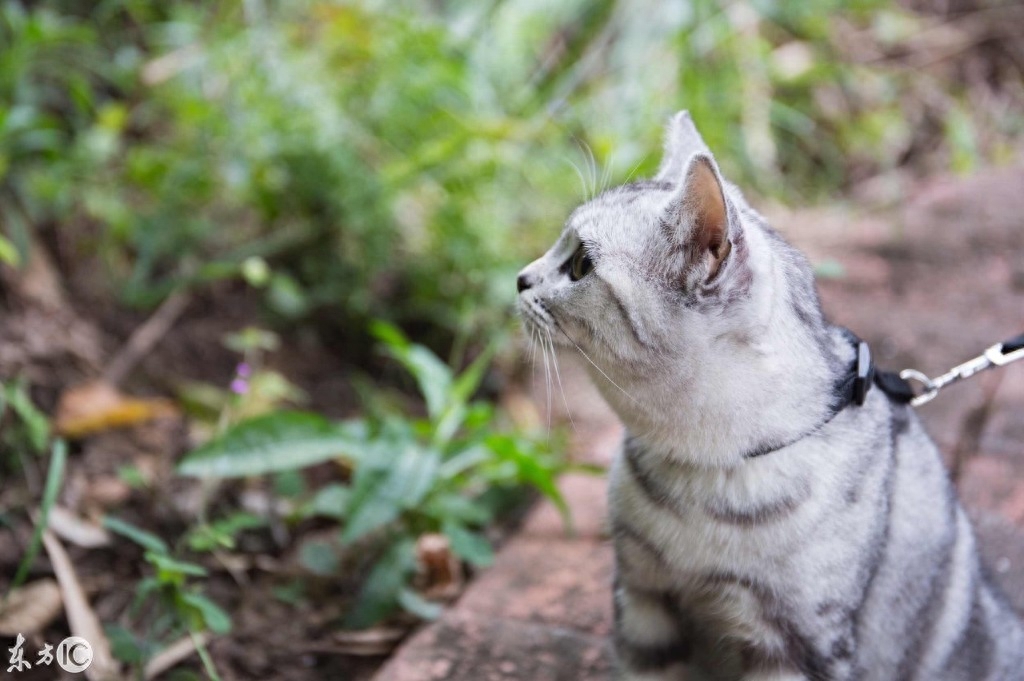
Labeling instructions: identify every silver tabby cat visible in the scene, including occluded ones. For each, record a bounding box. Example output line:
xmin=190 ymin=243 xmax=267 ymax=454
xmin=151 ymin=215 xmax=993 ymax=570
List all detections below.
xmin=516 ymin=111 xmax=1024 ymax=680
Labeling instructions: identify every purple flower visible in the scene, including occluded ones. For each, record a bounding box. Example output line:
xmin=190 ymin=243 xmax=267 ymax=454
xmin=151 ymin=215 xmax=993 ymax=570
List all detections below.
xmin=236 ymin=362 xmax=252 ymax=378
xmin=231 ymin=378 xmax=249 ymax=395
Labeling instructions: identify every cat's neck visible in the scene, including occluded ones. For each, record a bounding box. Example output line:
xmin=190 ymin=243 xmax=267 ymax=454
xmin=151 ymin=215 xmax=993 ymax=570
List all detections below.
xmin=589 ymin=224 xmax=856 ymax=469
xmin=596 ymin=326 xmax=854 ymax=468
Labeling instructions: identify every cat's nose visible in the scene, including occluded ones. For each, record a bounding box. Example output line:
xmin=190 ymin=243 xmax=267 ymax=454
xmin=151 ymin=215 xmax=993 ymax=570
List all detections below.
xmin=516 ymin=272 xmax=534 ymax=293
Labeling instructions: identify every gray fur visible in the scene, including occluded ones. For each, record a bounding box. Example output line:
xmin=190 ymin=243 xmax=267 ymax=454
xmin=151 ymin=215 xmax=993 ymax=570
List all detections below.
xmin=517 ymin=111 xmax=1024 ymax=680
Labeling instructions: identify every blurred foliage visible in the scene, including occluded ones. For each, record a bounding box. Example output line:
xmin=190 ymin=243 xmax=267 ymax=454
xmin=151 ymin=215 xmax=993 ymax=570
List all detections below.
xmin=1 ymin=0 xmax=1022 ymax=339
xmin=103 ymin=516 xmax=230 ymax=678
xmin=178 ymin=322 xmax=573 ymax=627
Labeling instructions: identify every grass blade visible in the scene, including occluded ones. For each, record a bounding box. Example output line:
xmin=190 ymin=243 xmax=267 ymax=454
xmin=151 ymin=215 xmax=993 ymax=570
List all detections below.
xmin=7 ymin=439 xmax=67 ymax=597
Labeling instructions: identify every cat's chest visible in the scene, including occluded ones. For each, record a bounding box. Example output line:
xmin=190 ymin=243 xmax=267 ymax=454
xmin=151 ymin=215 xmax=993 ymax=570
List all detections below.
xmin=608 ymin=441 xmax=830 ymax=582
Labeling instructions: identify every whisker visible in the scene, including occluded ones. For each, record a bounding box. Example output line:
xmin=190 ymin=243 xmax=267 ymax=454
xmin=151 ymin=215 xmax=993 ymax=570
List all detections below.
xmin=600 ymin=150 xmax=615 ymax=195
xmin=583 ymin=141 xmax=598 ymax=200
xmin=540 ymin=329 xmax=553 ymax=434
xmin=553 ymin=320 xmax=641 ymax=407
xmin=563 ymin=156 xmax=590 ymax=201
xmin=547 ymin=329 xmax=578 ymax=434
xmin=623 ymin=153 xmax=649 ymax=185
xmin=529 ymin=325 xmax=538 ymax=372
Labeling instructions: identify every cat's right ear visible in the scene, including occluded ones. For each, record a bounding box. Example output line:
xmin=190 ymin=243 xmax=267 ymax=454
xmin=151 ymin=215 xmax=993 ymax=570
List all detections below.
xmin=663 ymin=153 xmax=732 ymax=282
xmin=655 ymin=111 xmax=711 ymax=183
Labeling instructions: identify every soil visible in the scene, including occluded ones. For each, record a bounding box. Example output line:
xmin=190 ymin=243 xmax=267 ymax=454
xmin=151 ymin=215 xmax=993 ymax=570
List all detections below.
xmin=0 ymin=264 xmax=397 ymax=680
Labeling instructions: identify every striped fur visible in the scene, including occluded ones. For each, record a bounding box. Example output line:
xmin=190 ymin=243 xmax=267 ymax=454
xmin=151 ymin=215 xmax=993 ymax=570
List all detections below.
xmin=517 ymin=112 xmax=1024 ymax=680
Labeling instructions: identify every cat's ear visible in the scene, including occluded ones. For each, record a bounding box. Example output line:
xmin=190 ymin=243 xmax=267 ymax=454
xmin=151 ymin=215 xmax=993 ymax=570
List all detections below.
xmin=665 ymin=153 xmax=732 ymax=279
xmin=655 ymin=111 xmax=711 ymax=183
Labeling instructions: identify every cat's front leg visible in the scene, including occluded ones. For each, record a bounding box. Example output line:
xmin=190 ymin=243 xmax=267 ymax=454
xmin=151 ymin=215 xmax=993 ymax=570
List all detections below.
xmin=614 ymin=582 xmax=695 ymax=681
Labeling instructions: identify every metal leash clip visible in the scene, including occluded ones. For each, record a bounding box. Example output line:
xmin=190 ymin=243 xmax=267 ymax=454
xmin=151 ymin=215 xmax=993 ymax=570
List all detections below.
xmin=899 ymin=336 xmax=1024 ymax=407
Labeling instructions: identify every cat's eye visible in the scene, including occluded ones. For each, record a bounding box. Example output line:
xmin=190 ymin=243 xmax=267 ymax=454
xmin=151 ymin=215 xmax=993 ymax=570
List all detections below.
xmin=568 ymin=245 xmax=594 ymax=282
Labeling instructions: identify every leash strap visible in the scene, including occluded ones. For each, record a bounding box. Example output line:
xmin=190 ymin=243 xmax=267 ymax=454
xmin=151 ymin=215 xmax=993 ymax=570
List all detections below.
xmin=879 ymin=333 xmax=1024 ymax=407
xmin=743 ymin=332 xmax=1021 ymax=459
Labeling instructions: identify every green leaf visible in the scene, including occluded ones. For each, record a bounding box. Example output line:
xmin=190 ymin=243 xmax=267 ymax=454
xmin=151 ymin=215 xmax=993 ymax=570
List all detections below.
xmin=105 ymin=622 xmax=148 ymax=667
xmin=298 ymin=539 xmax=339 ymax=576
xmin=4 ymin=379 xmax=50 ymax=454
xmin=343 ymin=537 xmax=416 ymax=629
xmin=438 ymin=444 xmax=491 ymax=480
xmin=342 ymin=444 xmax=441 ymax=544
xmin=301 ymin=483 xmax=350 ymax=520
xmin=271 ymin=580 xmax=305 ymax=606
xmin=486 ymin=435 xmax=573 ymax=532
xmin=185 ymin=512 xmax=265 ymax=552
xmin=180 ymin=592 xmax=232 ymax=634
xmin=273 ymin=469 xmax=307 ymax=498
xmin=177 ymin=412 xmax=368 ymax=478
xmin=0 ymin=235 xmax=19 ymax=267
xmin=371 ymin=322 xmax=452 ymax=421
xmin=442 ymin=520 xmax=494 ymax=567
xmin=146 ymin=552 xmax=208 ymax=581
xmin=8 ymin=439 xmax=66 ymax=595
xmin=397 ymin=587 xmax=443 ymax=621
xmin=368 ymin=320 xmax=410 ymax=351
xmin=449 ymin=342 xmax=498 ymax=406
xmin=423 ymin=494 xmax=492 ymax=526
xmin=104 ymin=516 xmax=170 ymax=554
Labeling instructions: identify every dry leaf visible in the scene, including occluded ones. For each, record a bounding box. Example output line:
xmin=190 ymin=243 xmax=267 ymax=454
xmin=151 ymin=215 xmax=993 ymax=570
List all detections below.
xmin=415 ymin=533 xmax=463 ymax=601
xmin=0 ymin=580 xmax=63 ymax=635
xmin=331 ymin=627 xmax=406 ymax=656
xmin=42 ymin=532 xmax=121 ymax=681
xmin=144 ymin=632 xmax=209 ymax=680
xmin=48 ymin=506 xmax=111 ymax=549
xmin=54 ymin=380 xmax=178 ymax=439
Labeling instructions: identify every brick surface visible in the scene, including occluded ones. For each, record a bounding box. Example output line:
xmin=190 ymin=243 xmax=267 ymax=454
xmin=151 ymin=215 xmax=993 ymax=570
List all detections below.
xmin=521 ymin=473 xmax=609 ymax=540
xmin=373 ymin=611 xmax=612 ymax=681
xmin=973 ymin=511 xmax=1024 ymax=615
xmin=961 ymin=454 xmax=1024 ymax=526
xmin=455 ymin=537 xmax=614 ymax=636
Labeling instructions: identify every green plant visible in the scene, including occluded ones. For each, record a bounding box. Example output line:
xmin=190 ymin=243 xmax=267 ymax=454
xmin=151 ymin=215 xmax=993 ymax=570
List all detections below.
xmin=5 ymin=0 xmax=1022 ymax=351
xmin=6 ymin=438 xmax=66 ymax=598
xmin=102 ymin=516 xmax=230 ymax=679
xmin=178 ymin=322 xmax=572 ymax=628
xmin=0 ymin=377 xmax=65 ymax=599
xmin=0 ymin=378 xmax=51 ymax=459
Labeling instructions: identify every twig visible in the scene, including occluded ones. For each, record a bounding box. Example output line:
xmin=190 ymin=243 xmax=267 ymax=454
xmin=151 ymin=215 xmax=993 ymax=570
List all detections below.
xmin=103 ymin=290 xmax=191 ymax=386
xmin=143 ymin=632 xmax=210 ymax=680
xmin=42 ymin=530 xmax=121 ymax=681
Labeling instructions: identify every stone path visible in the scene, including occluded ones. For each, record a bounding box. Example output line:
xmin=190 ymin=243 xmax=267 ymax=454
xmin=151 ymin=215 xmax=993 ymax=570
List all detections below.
xmin=374 ymin=165 xmax=1024 ymax=681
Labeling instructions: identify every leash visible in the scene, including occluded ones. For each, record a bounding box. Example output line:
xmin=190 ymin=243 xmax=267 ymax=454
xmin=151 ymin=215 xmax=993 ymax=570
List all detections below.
xmin=743 ymin=332 xmax=1022 ymax=459
xmin=866 ymin=333 xmax=1024 ymax=407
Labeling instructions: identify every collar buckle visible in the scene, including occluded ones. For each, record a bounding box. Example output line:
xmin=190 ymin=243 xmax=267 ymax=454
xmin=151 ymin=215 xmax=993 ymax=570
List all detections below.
xmin=853 ymin=341 xmax=874 ymax=406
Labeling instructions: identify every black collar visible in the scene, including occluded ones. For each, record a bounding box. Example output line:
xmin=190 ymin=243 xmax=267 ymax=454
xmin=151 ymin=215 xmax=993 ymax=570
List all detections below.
xmin=743 ymin=332 xmax=913 ymax=459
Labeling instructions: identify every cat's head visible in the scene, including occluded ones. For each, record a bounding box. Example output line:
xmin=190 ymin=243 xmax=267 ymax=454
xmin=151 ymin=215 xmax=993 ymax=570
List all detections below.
xmin=518 ymin=111 xmax=764 ymax=367
xmin=517 ymin=112 xmax=832 ymax=456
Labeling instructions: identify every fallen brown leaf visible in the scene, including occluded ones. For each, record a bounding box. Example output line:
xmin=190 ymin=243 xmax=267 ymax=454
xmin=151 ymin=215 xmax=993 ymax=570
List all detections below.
xmin=47 ymin=506 xmax=111 ymax=549
xmin=0 ymin=579 xmax=63 ymax=636
xmin=42 ymin=531 xmax=121 ymax=681
xmin=331 ymin=627 xmax=407 ymax=656
xmin=54 ymin=380 xmax=178 ymax=439
xmin=143 ymin=632 xmax=210 ymax=680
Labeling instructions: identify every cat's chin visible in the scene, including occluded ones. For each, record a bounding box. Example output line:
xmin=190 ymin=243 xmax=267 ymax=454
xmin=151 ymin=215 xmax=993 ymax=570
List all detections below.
xmin=516 ymin=298 xmax=552 ymax=337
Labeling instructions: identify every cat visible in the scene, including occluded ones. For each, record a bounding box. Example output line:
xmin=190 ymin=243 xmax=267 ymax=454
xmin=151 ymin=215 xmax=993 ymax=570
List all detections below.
xmin=516 ymin=111 xmax=1024 ymax=681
